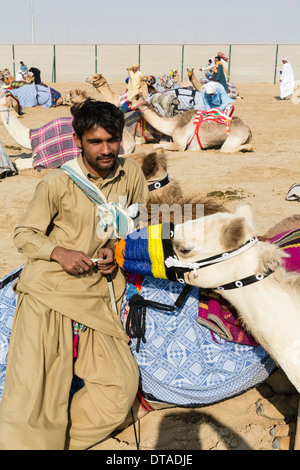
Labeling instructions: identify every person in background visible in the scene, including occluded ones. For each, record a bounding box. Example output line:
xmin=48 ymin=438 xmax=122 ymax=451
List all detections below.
xmin=199 ymin=58 xmax=214 ymax=80
xmin=212 ymin=56 xmax=228 ymax=91
xmin=126 ymin=64 xmax=143 ymax=100
xmin=202 ymin=81 xmax=235 ymax=113
xmin=29 ymin=66 xmax=42 ymax=84
xmin=280 ymin=57 xmax=294 ymax=100
xmin=20 ymin=61 xmax=28 ymax=75
xmin=0 ymin=98 xmax=150 ymax=450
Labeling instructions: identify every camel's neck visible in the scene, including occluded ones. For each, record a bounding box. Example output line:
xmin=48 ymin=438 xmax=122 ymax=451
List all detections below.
xmin=190 ymin=74 xmax=202 ymax=91
xmin=0 ymin=108 xmax=31 ymax=149
xmin=93 ymin=83 xmax=120 ymax=106
xmin=139 ymin=107 xmax=177 ymax=136
xmin=221 ymin=276 xmax=300 ymax=392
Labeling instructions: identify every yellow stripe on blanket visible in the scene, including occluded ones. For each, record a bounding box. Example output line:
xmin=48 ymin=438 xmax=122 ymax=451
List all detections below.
xmin=148 ymin=224 xmax=168 ymax=279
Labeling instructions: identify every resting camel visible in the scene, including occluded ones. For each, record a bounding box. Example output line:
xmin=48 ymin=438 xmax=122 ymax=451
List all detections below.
xmin=187 ymin=68 xmax=204 ymax=91
xmin=130 ymin=98 xmax=253 ymax=153
xmin=170 ymin=69 xmax=192 ymax=88
xmin=86 ymin=73 xmax=142 ymax=108
xmin=63 ymin=89 xmax=90 ymax=106
xmin=0 ymin=92 xmax=136 ymax=164
xmin=113 ymin=200 xmax=300 ymax=450
xmin=168 ymin=203 xmax=300 ymax=449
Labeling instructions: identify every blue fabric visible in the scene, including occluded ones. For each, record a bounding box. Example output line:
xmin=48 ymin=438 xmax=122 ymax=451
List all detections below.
xmin=202 ymin=83 xmax=234 ymax=112
xmin=0 ymin=267 xmax=84 ymax=401
xmin=121 ymin=276 xmax=276 ymax=405
xmin=10 ymin=84 xmax=52 ymax=108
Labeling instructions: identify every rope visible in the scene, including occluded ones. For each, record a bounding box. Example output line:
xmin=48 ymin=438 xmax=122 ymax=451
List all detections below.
xmin=126 ymin=293 xmax=175 ymax=352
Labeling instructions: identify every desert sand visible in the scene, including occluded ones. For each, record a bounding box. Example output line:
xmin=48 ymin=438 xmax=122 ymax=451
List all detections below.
xmin=0 ymin=80 xmax=300 ymax=451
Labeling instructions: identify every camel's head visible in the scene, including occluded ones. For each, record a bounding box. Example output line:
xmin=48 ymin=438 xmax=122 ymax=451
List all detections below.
xmin=64 ymin=89 xmax=88 ymax=105
xmin=171 ymin=203 xmax=260 ymax=288
xmin=85 ymin=73 xmax=104 ymax=86
xmin=187 ymin=68 xmax=194 ymax=78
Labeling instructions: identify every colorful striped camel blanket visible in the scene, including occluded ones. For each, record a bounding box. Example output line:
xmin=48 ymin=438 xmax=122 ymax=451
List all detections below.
xmin=30 ymin=117 xmax=125 ymax=169
xmin=124 ymin=111 xmax=163 ymax=143
xmin=187 ymin=107 xmax=233 ymax=149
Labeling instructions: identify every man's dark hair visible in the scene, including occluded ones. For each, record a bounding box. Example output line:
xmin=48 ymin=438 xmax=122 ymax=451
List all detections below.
xmin=71 ymin=98 xmax=125 ymax=140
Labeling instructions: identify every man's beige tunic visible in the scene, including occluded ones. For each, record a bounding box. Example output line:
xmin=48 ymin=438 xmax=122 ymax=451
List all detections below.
xmin=14 ymin=155 xmax=149 ymax=335
xmin=0 ymin=155 xmax=150 ymax=450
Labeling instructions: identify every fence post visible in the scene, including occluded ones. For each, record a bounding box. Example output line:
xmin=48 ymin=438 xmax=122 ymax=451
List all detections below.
xmin=52 ymin=44 xmax=56 ymax=83
xmin=95 ymin=44 xmax=98 ymax=73
xmin=274 ymin=44 xmax=279 ymax=84
xmin=181 ymin=44 xmax=185 ymax=81
xmin=228 ymin=44 xmax=232 ymax=77
xmin=138 ymin=44 xmax=141 ymax=69
xmin=12 ymin=44 xmax=15 ymax=76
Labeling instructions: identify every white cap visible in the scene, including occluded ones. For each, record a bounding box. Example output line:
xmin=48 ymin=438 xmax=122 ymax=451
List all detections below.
xmin=204 ymin=82 xmax=218 ymax=94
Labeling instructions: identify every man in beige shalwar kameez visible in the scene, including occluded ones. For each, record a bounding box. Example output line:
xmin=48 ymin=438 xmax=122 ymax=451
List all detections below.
xmin=0 ymin=99 xmax=150 ymax=450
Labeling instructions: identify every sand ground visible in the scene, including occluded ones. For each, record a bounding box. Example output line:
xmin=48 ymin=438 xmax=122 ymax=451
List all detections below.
xmin=0 ymin=80 xmax=299 ymax=450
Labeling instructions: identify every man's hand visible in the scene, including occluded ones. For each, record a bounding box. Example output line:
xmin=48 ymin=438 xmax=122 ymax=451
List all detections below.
xmin=50 ymin=246 xmax=95 ymax=275
xmin=96 ymin=247 xmax=117 ymax=275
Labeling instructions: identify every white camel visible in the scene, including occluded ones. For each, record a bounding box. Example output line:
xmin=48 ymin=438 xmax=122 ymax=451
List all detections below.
xmin=169 ymin=202 xmax=300 ymax=449
xmin=131 ymin=98 xmax=253 ymax=153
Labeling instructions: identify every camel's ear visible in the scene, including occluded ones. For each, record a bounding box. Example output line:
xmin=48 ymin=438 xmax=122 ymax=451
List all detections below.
xmin=222 ymin=217 xmax=246 ymax=251
xmin=234 ymin=202 xmax=254 ymax=226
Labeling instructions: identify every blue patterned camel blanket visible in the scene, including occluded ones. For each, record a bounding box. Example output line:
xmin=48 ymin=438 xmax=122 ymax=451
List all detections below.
xmin=121 ymin=276 xmax=275 ymax=405
xmin=1 ymin=268 xmax=276 ymax=405
xmin=10 ymin=84 xmax=60 ymax=109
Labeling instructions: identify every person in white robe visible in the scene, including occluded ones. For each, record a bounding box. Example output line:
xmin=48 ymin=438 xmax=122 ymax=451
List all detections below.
xmin=126 ymin=64 xmax=143 ymax=101
xmin=280 ymin=57 xmax=294 ymax=100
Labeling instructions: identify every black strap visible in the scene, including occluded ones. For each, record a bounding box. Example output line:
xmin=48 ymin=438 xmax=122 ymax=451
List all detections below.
xmin=147 ymin=174 xmax=170 ymax=192
xmin=126 ymin=282 xmax=192 ymax=352
xmin=0 ymin=267 xmax=22 ymax=290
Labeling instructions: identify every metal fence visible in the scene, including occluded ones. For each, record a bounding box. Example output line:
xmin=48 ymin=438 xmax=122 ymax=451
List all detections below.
xmin=1 ymin=43 xmax=299 ymax=84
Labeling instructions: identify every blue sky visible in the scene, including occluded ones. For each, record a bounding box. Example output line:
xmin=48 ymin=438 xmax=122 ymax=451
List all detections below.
xmin=1 ymin=0 xmax=300 ymax=44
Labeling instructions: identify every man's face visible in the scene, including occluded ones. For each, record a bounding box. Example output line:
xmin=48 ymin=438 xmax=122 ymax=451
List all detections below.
xmin=132 ymin=67 xmax=138 ymax=73
xmin=73 ymin=125 xmax=121 ymax=178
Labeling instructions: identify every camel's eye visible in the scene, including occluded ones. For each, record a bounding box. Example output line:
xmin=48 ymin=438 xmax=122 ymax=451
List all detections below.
xmin=178 ymin=247 xmax=192 ymax=255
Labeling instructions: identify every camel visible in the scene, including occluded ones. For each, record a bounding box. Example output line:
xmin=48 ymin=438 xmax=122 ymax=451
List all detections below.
xmin=63 ymin=89 xmax=90 ymax=106
xmin=85 ymin=73 xmax=142 ymax=108
xmin=0 ymin=69 xmax=33 ymax=86
xmin=127 ymin=149 xmax=182 ymax=202
xmin=130 ymin=98 xmax=253 ymax=153
xmin=170 ymin=69 xmax=192 ymax=88
xmin=187 ymin=68 xmax=204 ymax=91
xmin=112 ymin=201 xmax=300 ymax=450
xmin=166 ymin=203 xmax=300 ymax=450
xmin=0 ymin=92 xmax=136 ymax=166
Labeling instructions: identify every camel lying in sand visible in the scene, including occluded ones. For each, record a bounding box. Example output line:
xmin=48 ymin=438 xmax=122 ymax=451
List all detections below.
xmin=63 ymin=89 xmax=90 ymax=105
xmin=0 ymin=92 xmax=136 ymax=163
xmin=130 ymin=98 xmax=253 ymax=153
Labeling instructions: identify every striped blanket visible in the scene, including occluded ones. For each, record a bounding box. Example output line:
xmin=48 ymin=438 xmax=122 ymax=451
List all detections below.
xmin=124 ymin=111 xmax=163 ymax=143
xmin=30 ymin=117 xmax=125 ymax=169
xmin=30 ymin=117 xmax=81 ymax=169
xmin=187 ymin=107 xmax=232 ymax=149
